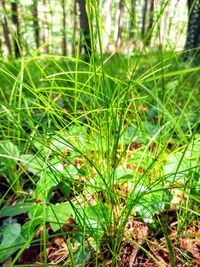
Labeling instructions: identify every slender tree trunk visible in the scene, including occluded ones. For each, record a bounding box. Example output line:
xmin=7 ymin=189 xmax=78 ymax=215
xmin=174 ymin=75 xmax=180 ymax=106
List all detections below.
xmin=184 ymin=0 xmax=200 ymax=60
xmin=104 ymin=0 xmax=113 ymax=53
xmin=167 ymin=0 xmax=179 ymax=37
xmin=114 ymin=0 xmax=125 ymax=48
xmin=1 ymin=0 xmax=12 ymax=56
xmin=32 ymin=0 xmax=40 ymax=49
xmin=77 ymin=0 xmax=91 ymax=56
xmin=61 ymin=0 xmax=67 ymax=56
xmin=72 ymin=0 xmax=78 ymax=56
xmin=146 ymin=0 xmax=154 ymax=46
xmin=43 ymin=0 xmax=49 ymax=53
xmin=11 ymin=1 xmax=20 ymax=58
xmin=129 ymin=0 xmax=136 ymax=40
xmin=48 ymin=0 xmax=54 ymax=52
xmin=141 ymin=0 xmax=148 ymax=39
xmin=159 ymin=4 xmax=169 ymax=48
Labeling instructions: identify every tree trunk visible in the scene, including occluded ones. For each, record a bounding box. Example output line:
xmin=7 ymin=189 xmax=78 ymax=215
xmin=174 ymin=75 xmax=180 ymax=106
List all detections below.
xmin=129 ymin=0 xmax=136 ymax=40
xmin=158 ymin=1 xmax=169 ymax=49
xmin=141 ymin=0 xmax=148 ymax=39
xmin=61 ymin=0 xmax=67 ymax=56
xmin=77 ymin=0 xmax=91 ymax=56
xmin=114 ymin=0 xmax=125 ymax=48
xmin=184 ymin=0 xmax=200 ymax=60
xmin=104 ymin=0 xmax=113 ymax=53
xmin=32 ymin=0 xmax=40 ymax=49
xmin=72 ymin=0 xmax=78 ymax=56
xmin=1 ymin=0 xmax=12 ymax=56
xmin=167 ymin=0 xmax=179 ymax=37
xmin=11 ymin=1 xmax=20 ymax=58
xmin=146 ymin=0 xmax=154 ymax=46
xmin=43 ymin=0 xmax=49 ymax=54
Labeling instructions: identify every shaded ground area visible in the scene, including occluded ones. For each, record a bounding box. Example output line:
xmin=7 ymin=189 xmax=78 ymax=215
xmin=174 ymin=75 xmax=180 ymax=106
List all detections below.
xmin=3 ymin=210 xmax=199 ymax=267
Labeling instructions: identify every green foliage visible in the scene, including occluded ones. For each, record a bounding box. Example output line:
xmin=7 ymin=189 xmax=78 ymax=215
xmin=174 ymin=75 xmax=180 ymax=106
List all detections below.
xmin=0 ymin=141 xmax=22 ymax=194
xmin=46 ymin=203 xmax=74 ymax=232
xmin=0 ymin=218 xmax=26 ymax=263
xmin=0 ymin=0 xmax=200 ymax=264
xmin=75 ymin=203 xmax=110 ymax=239
xmin=164 ymin=135 xmax=200 ymax=184
xmin=0 ymin=50 xmax=199 ymax=265
xmin=0 ymin=202 xmax=34 ymax=218
xmin=0 ymin=201 xmax=74 ymax=264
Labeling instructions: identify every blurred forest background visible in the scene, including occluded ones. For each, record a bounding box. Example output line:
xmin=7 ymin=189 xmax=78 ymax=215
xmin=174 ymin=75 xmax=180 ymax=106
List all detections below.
xmin=0 ymin=0 xmax=190 ymax=58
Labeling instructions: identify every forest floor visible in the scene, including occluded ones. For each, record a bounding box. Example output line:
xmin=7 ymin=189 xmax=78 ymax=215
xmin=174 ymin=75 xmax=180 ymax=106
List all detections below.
xmin=14 ymin=210 xmax=200 ymax=266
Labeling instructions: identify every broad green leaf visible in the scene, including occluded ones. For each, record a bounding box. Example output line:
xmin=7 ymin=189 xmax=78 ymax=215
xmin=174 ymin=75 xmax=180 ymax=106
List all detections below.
xmin=33 ymin=172 xmax=60 ymax=201
xmin=0 ymin=141 xmax=20 ymax=163
xmin=20 ymin=154 xmax=45 ymax=175
xmin=75 ymin=204 xmax=110 ymax=238
xmin=27 ymin=202 xmax=73 ymax=232
xmin=0 ymin=141 xmax=20 ymax=183
xmin=46 ymin=203 xmax=73 ymax=231
xmin=25 ymin=204 xmax=43 ymax=237
xmin=48 ymin=157 xmax=65 ymax=173
xmin=29 ymin=155 xmax=75 ymax=201
xmin=0 ymin=222 xmax=25 ymax=263
xmin=31 ymin=137 xmax=53 ymax=156
xmin=0 ymin=223 xmax=21 ymax=247
xmin=50 ymin=135 xmax=74 ymax=154
xmin=186 ymin=136 xmax=200 ymax=160
xmin=0 ymin=202 xmax=34 ymax=218
xmin=135 ymin=186 xmax=167 ymax=223
xmin=164 ymin=144 xmax=200 ymax=183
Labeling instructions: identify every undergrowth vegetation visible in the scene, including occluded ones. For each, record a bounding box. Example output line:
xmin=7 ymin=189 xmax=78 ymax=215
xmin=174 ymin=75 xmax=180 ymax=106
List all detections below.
xmin=0 ymin=50 xmax=199 ymax=266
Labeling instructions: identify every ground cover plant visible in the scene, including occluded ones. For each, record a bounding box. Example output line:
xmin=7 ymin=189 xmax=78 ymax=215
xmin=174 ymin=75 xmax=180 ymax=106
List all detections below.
xmin=0 ymin=0 xmax=200 ymax=266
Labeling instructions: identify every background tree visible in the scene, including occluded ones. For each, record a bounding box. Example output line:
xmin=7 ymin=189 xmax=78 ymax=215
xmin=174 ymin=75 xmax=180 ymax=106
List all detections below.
xmin=167 ymin=0 xmax=179 ymax=37
xmin=184 ymin=0 xmax=200 ymax=60
xmin=146 ymin=0 xmax=154 ymax=46
xmin=72 ymin=0 xmax=78 ymax=56
xmin=114 ymin=0 xmax=125 ymax=49
xmin=77 ymin=0 xmax=91 ymax=56
xmin=32 ymin=0 xmax=40 ymax=49
xmin=141 ymin=0 xmax=148 ymax=39
xmin=61 ymin=0 xmax=67 ymax=56
xmin=0 ymin=0 xmax=192 ymax=58
xmin=159 ymin=2 xmax=169 ymax=48
xmin=1 ymin=0 xmax=12 ymax=56
xmin=129 ymin=0 xmax=136 ymax=41
xmin=104 ymin=0 xmax=113 ymax=53
xmin=43 ymin=0 xmax=49 ymax=54
xmin=11 ymin=1 xmax=20 ymax=58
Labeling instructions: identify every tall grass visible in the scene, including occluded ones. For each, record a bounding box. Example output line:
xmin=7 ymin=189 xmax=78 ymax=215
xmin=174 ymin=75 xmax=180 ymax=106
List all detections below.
xmin=0 ymin=1 xmax=200 ymax=266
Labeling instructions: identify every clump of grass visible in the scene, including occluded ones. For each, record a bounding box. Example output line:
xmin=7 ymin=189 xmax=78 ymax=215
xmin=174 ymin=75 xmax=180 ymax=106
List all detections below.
xmin=0 ymin=2 xmax=200 ymax=266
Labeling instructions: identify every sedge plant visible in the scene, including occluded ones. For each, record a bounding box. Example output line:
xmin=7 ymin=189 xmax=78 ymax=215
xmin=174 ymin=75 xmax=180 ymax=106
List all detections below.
xmin=0 ymin=0 xmax=200 ymax=266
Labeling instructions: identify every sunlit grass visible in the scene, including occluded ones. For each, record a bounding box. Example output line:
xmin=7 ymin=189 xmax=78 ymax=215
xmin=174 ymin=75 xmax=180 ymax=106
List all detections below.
xmin=0 ymin=1 xmax=200 ymax=263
